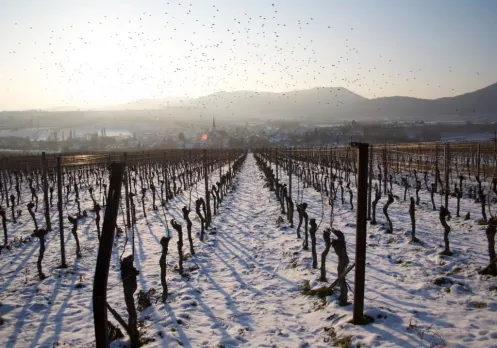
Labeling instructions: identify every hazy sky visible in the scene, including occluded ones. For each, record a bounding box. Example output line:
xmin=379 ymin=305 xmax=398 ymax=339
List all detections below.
xmin=1 ymin=0 xmax=496 ymax=110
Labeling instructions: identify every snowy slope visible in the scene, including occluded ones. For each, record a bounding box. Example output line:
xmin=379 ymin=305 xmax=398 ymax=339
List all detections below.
xmin=0 ymin=154 xmax=497 ymax=347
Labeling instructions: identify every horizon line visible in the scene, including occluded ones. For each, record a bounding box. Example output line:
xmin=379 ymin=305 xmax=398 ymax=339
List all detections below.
xmin=1 ymin=81 xmax=495 ymax=113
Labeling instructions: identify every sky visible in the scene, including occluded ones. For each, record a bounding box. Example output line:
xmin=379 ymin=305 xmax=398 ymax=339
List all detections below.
xmin=0 ymin=0 xmax=496 ymax=111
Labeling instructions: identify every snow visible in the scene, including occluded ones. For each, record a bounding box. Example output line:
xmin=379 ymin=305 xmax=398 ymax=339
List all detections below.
xmin=1 ymin=154 xmax=497 ymax=347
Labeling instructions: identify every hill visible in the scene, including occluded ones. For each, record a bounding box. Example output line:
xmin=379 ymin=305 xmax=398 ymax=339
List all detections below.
xmin=184 ymin=82 xmax=497 ymax=121
xmin=18 ymin=82 xmax=497 ymax=122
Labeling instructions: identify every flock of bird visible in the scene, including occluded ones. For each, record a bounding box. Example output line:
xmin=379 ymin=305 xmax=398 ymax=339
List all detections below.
xmin=1 ymin=2 xmax=484 ymax=112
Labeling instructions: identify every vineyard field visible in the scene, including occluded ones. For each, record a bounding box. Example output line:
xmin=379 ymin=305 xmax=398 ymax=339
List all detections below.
xmin=0 ymin=150 xmax=497 ymax=347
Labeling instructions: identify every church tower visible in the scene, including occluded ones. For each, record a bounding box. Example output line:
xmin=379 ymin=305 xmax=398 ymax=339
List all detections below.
xmin=212 ymin=117 xmax=216 ymax=134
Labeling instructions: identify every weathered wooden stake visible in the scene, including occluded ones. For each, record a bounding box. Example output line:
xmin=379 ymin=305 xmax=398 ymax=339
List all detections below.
xmin=288 ymin=148 xmax=293 ymax=227
xmin=444 ymin=143 xmax=450 ymax=210
xmin=203 ymin=150 xmax=212 ymax=227
xmin=123 ymin=153 xmax=131 ymax=228
xmin=367 ymin=145 xmax=373 ymax=220
xmin=435 ymin=142 xmax=439 ymax=193
xmin=351 ymin=142 xmax=369 ymax=325
xmin=93 ymin=162 xmax=124 ymax=348
xmin=2 ymin=164 xmax=9 ymax=208
xmin=56 ymin=157 xmax=67 ymax=268
xmin=0 ymin=208 xmax=7 ymax=245
xmin=42 ymin=152 xmax=52 ymax=231
xmin=383 ymin=146 xmax=388 ymax=195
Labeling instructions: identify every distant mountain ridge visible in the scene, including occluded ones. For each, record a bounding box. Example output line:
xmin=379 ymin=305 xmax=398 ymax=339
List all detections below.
xmin=180 ymin=83 xmax=497 ymax=121
xmin=101 ymin=97 xmax=190 ymax=111
xmin=354 ymin=82 xmax=497 ymax=120
xmin=35 ymin=82 xmax=497 ymax=121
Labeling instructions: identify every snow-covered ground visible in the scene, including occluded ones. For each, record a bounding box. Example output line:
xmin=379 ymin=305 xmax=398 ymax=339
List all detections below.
xmin=1 ymin=154 xmax=497 ymax=347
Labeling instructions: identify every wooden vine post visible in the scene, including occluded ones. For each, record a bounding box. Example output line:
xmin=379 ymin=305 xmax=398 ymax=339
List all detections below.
xmin=396 ymin=146 xmax=400 ymax=173
xmin=228 ymin=149 xmax=232 ymax=179
xmin=275 ymin=148 xmax=279 ymax=185
xmin=56 ymin=156 xmax=67 ymax=268
xmin=123 ymin=153 xmax=131 ymax=228
xmin=435 ymin=142 xmax=439 ymax=193
xmin=444 ymin=143 xmax=450 ymax=210
xmin=367 ymin=145 xmax=373 ymax=221
xmin=93 ymin=162 xmax=125 ymax=348
xmin=288 ymin=147 xmax=293 ymax=227
xmin=2 ymin=159 xmax=9 ymax=208
xmin=477 ymin=143 xmax=481 ymax=184
xmin=41 ymin=152 xmax=52 ymax=231
xmin=163 ymin=152 xmax=168 ymax=203
xmin=0 ymin=208 xmax=7 ymax=244
xmin=270 ymin=148 xmax=274 ymax=182
xmin=203 ymin=149 xmax=211 ymax=227
xmin=219 ymin=153 xmax=223 ymax=201
xmin=494 ymin=130 xmax=497 ymax=166
xmin=383 ymin=145 xmax=388 ymax=195
xmin=189 ymin=150 xmax=192 ymax=188
xmin=329 ymin=146 xmax=333 ymax=190
xmin=351 ymin=142 xmax=369 ymax=325
xmin=417 ymin=144 xmax=421 ymax=173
